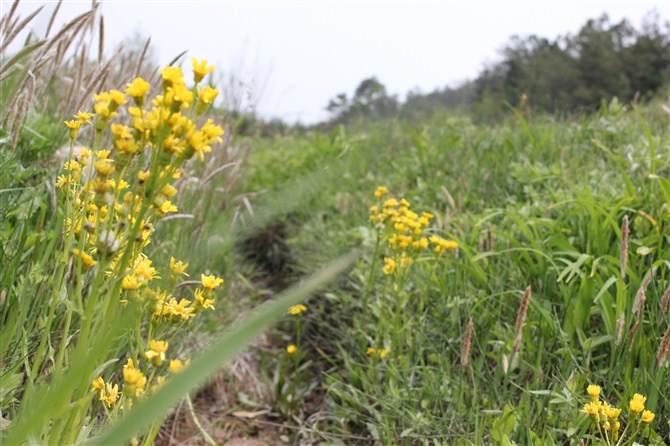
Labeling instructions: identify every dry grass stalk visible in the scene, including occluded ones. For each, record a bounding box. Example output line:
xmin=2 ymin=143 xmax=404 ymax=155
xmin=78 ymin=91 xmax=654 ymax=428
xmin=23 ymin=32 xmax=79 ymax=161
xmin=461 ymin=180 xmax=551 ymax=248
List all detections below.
xmin=487 ymin=225 xmax=493 ymax=251
xmin=512 ymin=285 xmax=531 ymax=361
xmin=45 ymin=0 xmax=63 ymax=39
xmin=98 ymin=15 xmax=104 ymax=63
xmin=0 ymin=0 xmax=21 ymax=34
xmin=633 ymin=267 xmax=655 ymax=315
xmin=620 ymin=215 xmax=629 ymax=279
xmin=0 ymin=5 xmax=44 ymax=54
xmin=615 ymin=311 xmax=625 ymax=346
xmin=632 ymin=288 xmax=646 ymax=317
xmin=661 ymin=285 xmax=670 ymax=314
xmin=460 ymin=318 xmax=474 ymax=367
xmin=135 ymin=37 xmax=152 ymax=78
xmin=655 ymin=322 xmax=670 ymax=369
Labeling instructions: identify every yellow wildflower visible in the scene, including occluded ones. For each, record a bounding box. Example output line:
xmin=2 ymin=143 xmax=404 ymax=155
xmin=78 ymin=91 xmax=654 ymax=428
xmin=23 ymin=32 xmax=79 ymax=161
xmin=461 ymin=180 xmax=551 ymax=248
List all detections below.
xmin=194 ymin=288 xmax=215 ymax=310
xmin=201 ymin=119 xmax=224 ymax=144
xmin=145 ymin=340 xmax=169 ymax=366
xmin=639 ymin=410 xmax=655 ymax=425
xmin=122 ymin=275 xmax=141 ymax=291
xmin=94 ymin=159 xmax=115 ymax=177
xmin=169 ymin=359 xmax=184 ymax=373
xmin=366 ymin=347 xmax=377 ymax=356
xmin=161 ymin=66 xmax=184 ymax=89
xmin=74 ymin=110 xmax=93 ymax=123
xmin=158 ymin=200 xmax=178 ymax=215
xmin=91 ymin=376 xmax=105 ymax=392
xmin=161 ymin=184 xmax=178 ymax=198
xmin=374 ymin=186 xmax=389 ymax=199
xmin=169 ymin=257 xmax=189 ymax=276
xmin=629 ymin=393 xmax=646 ymax=414
xmin=56 ymin=175 xmax=74 ymax=189
xmin=100 ymin=382 xmax=119 ymax=408
xmin=286 ymin=344 xmax=297 ymax=354
xmin=123 ymin=367 xmax=147 ymax=397
xmin=192 ymin=58 xmax=215 ymax=83
xmin=383 ymin=257 xmax=396 ymax=275
xmin=582 ymin=401 xmax=601 ymax=418
xmin=163 ymin=297 xmax=195 ymax=320
xmin=108 ymin=89 xmax=127 ymax=107
xmin=379 ymin=348 xmax=390 ymax=359
xmin=604 ymin=406 xmax=622 ymax=420
xmin=73 ymin=249 xmax=96 ymax=269
xmin=125 ymin=77 xmax=150 ymax=104
xmin=64 ymin=119 xmax=84 ymax=139
xmin=586 ymin=384 xmax=601 ymax=402
xmin=201 ymin=274 xmax=224 ymax=291
xmin=288 ymin=304 xmax=307 ymax=315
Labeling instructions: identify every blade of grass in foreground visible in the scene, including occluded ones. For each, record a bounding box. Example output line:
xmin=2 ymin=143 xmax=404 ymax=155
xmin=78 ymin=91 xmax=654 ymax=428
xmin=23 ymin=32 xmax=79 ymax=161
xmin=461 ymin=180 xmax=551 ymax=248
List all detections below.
xmin=85 ymin=250 xmax=359 ymax=446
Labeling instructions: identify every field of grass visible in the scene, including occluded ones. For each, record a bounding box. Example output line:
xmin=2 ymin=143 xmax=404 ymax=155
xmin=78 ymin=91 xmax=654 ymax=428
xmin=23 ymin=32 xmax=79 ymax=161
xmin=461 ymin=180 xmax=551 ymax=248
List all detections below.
xmin=229 ymin=102 xmax=669 ymax=445
xmin=1 ymin=6 xmax=669 ymax=444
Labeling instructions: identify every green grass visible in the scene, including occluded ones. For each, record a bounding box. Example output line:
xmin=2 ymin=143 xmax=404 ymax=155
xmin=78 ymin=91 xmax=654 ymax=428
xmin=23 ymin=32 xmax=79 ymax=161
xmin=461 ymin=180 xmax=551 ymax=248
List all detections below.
xmin=227 ymin=100 xmax=669 ymax=444
xmin=1 ymin=84 xmax=668 ymax=445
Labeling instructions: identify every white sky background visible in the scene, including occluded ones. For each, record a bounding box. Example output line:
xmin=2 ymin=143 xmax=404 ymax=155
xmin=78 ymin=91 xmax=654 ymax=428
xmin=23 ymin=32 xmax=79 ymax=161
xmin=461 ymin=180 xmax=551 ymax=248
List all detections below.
xmin=2 ymin=1 xmax=669 ymax=123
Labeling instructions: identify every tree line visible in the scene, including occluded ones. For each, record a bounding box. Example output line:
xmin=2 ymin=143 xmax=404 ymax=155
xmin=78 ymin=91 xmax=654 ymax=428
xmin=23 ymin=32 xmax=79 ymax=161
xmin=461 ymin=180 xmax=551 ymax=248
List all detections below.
xmin=324 ymin=12 xmax=669 ymax=126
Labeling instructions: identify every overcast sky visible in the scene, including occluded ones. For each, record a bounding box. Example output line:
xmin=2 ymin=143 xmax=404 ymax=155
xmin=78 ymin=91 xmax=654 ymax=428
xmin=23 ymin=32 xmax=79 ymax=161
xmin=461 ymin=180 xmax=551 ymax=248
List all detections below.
xmin=3 ymin=1 xmax=669 ymax=123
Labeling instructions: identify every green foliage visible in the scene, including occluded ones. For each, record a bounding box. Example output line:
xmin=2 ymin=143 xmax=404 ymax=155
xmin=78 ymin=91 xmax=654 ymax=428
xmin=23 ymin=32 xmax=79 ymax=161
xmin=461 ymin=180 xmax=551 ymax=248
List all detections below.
xmin=235 ymin=102 xmax=669 ymax=444
xmin=475 ymin=13 xmax=670 ymax=118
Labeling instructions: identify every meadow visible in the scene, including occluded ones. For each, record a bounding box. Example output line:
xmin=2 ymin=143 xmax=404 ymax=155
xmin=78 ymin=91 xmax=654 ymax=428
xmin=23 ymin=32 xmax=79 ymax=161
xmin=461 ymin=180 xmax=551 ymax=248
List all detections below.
xmin=1 ymin=5 xmax=669 ymax=445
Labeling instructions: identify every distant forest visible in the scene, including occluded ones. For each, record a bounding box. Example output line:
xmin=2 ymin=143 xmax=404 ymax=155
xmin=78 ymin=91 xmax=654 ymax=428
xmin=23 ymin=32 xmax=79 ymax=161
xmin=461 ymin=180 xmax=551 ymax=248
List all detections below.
xmin=239 ymin=12 xmax=669 ymax=134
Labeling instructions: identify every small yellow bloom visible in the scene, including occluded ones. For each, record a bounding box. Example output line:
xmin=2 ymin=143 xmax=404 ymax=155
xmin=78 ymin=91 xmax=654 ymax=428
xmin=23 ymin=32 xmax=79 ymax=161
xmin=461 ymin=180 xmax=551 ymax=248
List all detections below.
xmin=586 ymin=384 xmax=601 ymax=401
xmin=192 ymin=58 xmax=215 ymax=83
xmin=158 ymin=200 xmax=178 ymax=214
xmin=196 ymin=86 xmax=219 ymax=114
xmin=123 ymin=367 xmax=147 ymax=397
xmin=286 ymin=344 xmax=297 ymax=354
xmin=108 ymin=89 xmax=127 ymax=107
xmin=201 ymin=274 xmax=224 ymax=291
xmin=366 ymin=347 xmax=377 ymax=356
xmin=198 ymin=86 xmax=219 ymax=104
xmin=201 ymin=119 xmax=224 ymax=144
xmin=383 ymin=257 xmax=396 ymax=275
xmin=145 ymin=340 xmax=169 ymax=366
xmin=582 ymin=402 xmax=600 ymax=416
xmin=169 ymin=359 xmax=184 ymax=373
xmin=639 ymin=410 xmax=655 ymax=424
xmin=374 ymin=186 xmax=389 ymax=199
xmin=288 ymin=304 xmax=307 ymax=315
xmin=100 ymin=382 xmax=119 ymax=408
xmin=125 ymin=77 xmax=150 ymax=103
xmin=169 ymin=257 xmax=189 ymax=276
xmin=73 ymin=249 xmax=96 ymax=268
xmin=161 ymin=66 xmax=184 ymax=89
xmin=122 ymin=275 xmax=141 ymax=291
xmin=94 ymin=159 xmax=115 ymax=177
xmin=74 ymin=110 xmax=93 ymax=123
xmin=379 ymin=348 xmax=390 ymax=359
xmin=194 ymin=288 xmax=216 ymax=310
xmin=91 ymin=376 xmax=105 ymax=392
xmin=629 ymin=393 xmax=646 ymax=414
xmin=161 ymin=184 xmax=178 ymax=198
xmin=64 ymin=119 xmax=84 ymax=139
xmin=604 ymin=406 xmax=622 ymax=419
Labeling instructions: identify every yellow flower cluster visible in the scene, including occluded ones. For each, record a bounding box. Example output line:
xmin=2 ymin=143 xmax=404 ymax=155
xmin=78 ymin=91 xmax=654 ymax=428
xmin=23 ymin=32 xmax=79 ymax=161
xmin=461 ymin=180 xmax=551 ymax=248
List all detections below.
xmin=92 ymin=352 xmax=189 ymax=410
xmin=58 ymin=60 xmax=224 ymax=418
xmin=369 ymin=186 xmax=457 ymax=275
xmin=581 ymin=385 xmax=655 ymax=445
xmin=366 ymin=347 xmax=390 ymax=359
xmin=59 ymin=60 xmax=224 ymax=282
